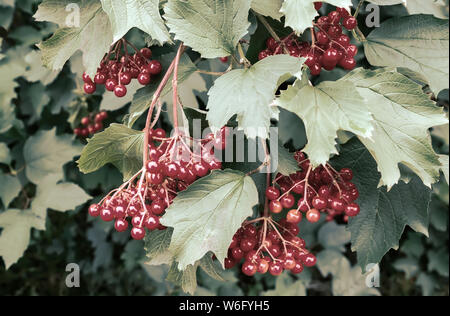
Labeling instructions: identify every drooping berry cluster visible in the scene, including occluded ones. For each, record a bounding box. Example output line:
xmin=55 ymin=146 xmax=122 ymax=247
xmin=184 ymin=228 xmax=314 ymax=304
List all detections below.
xmin=83 ymin=39 xmax=162 ymax=98
xmin=74 ymin=111 xmax=108 ymax=138
xmin=224 ymin=220 xmax=316 ymax=277
xmin=259 ymin=6 xmax=358 ymax=75
xmin=269 ymin=151 xmax=360 ymax=223
xmin=88 ymin=127 xmax=229 ymax=240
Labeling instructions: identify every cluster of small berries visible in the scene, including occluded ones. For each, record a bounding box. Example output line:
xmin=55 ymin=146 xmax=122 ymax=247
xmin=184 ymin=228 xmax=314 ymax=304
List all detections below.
xmin=87 ymin=127 xmax=229 ymax=240
xmin=259 ymin=5 xmax=358 ymax=75
xmin=74 ymin=111 xmax=108 ymax=138
xmin=83 ymin=40 xmax=162 ymax=98
xmin=224 ymin=221 xmax=316 ymax=277
xmin=268 ymin=151 xmax=360 ymax=223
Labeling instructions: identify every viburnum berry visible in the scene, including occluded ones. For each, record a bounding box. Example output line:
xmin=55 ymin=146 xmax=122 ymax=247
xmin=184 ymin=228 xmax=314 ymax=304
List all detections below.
xmin=265 ymin=186 xmax=280 ymax=200
xmin=343 ymin=16 xmax=358 ymax=30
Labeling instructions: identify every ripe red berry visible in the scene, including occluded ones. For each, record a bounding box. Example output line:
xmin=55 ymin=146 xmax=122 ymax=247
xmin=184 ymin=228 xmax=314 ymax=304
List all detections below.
xmin=140 ymin=47 xmax=152 ymax=59
xmin=105 ymin=78 xmax=118 ymax=91
xmin=346 ymin=44 xmax=358 ymax=57
xmin=287 ymin=209 xmax=302 ymax=224
xmin=94 ymin=72 xmax=107 ymax=84
xmin=343 ymin=16 xmax=357 ymax=30
xmin=345 ymin=203 xmax=360 ymax=217
xmin=301 ymin=253 xmax=317 ymax=267
xmin=339 ymin=57 xmax=356 ymax=70
xmin=291 ymin=262 xmax=304 ymax=274
xmin=147 ymin=60 xmax=162 ymax=75
xmin=258 ymin=259 xmax=270 ymax=274
xmin=145 ymin=215 xmax=160 ymax=230
xmin=88 ymin=204 xmax=101 ymax=217
xmin=220 ymin=56 xmax=229 ymax=63
xmin=115 ymin=219 xmax=129 ymax=232
xmin=100 ymin=208 xmax=115 ymax=222
xmin=114 ymin=84 xmax=127 ymax=97
xmin=265 ymin=186 xmax=280 ymax=200
xmin=242 ymin=261 xmax=258 ymax=276
xmin=314 ymin=2 xmax=323 ymax=11
xmin=306 ymin=208 xmax=321 ymax=223
xmin=269 ymin=200 xmax=283 ymax=214
xmin=312 ymin=196 xmax=328 ymax=210
xmin=131 ymin=227 xmax=146 ymax=240
xmin=84 ymin=82 xmax=96 ymax=94
xmin=138 ymin=72 xmax=151 ymax=85
xmin=82 ymin=72 xmax=93 ymax=84
xmin=281 ymin=194 xmax=295 ymax=209
xmin=269 ymin=262 xmax=283 ymax=276
xmin=119 ymin=72 xmax=132 ymax=85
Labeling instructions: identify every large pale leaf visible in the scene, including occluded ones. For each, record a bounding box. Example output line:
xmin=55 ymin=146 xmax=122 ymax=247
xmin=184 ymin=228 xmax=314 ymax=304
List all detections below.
xmin=0 ymin=143 xmax=11 ymax=165
xmin=23 ymin=128 xmax=81 ymax=184
xmin=34 ymin=0 xmax=113 ymax=77
xmin=366 ymin=0 xmax=449 ymax=19
xmin=0 ymin=174 xmax=21 ymax=208
xmin=364 ymin=15 xmax=449 ymax=95
xmin=164 ymin=0 xmax=252 ymax=58
xmin=100 ymin=0 xmax=170 ymax=44
xmin=281 ymin=0 xmax=352 ymax=34
xmin=276 ymin=77 xmax=373 ymax=167
xmin=207 ymin=54 xmax=304 ymax=139
xmin=251 ymin=0 xmax=283 ymax=20
xmin=77 ymin=124 xmax=145 ymax=181
xmin=342 ymin=67 xmax=448 ymax=188
xmin=0 ymin=209 xmax=45 ymax=269
xmin=31 ymin=175 xmax=92 ymax=219
xmin=161 ymin=169 xmax=258 ymax=270
xmin=331 ymin=138 xmax=432 ymax=270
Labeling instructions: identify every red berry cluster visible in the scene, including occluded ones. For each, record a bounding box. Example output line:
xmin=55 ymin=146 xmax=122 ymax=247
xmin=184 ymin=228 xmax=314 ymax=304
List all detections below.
xmin=269 ymin=151 xmax=360 ymax=223
xmin=224 ymin=221 xmax=316 ymax=277
xmin=258 ymin=6 xmax=358 ymax=75
xmin=83 ymin=39 xmax=162 ymax=98
xmin=74 ymin=111 xmax=108 ymax=138
xmin=88 ymin=127 xmax=229 ymax=240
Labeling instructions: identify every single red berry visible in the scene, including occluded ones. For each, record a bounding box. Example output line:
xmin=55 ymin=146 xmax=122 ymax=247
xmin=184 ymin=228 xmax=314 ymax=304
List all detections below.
xmin=231 ymin=247 xmax=245 ymax=260
xmin=114 ymin=84 xmax=127 ymax=97
xmin=306 ymin=209 xmax=321 ymax=223
xmin=119 ymin=72 xmax=132 ymax=85
xmin=100 ymin=208 xmax=115 ymax=222
xmin=88 ymin=204 xmax=101 ymax=217
xmin=287 ymin=209 xmax=302 ymax=224
xmin=147 ymin=60 xmax=162 ymax=75
xmin=346 ymin=44 xmax=358 ymax=57
xmin=269 ymin=262 xmax=283 ymax=276
xmin=330 ymin=198 xmax=346 ymax=212
xmin=343 ymin=16 xmax=357 ymax=30
xmin=301 ymin=253 xmax=317 ymax=267
xmin=224 ymin=258 xmax=235 ymax=269
xmin=291 ymin=262 xmax=304 ymax=274
xmin=220 ymin=56 xmax=229 ymax=63
xmin=339 ymin=57 xmax=356 ymax=70
xmin=105 ymin=78 xmax=118 ymax=91
xmin=258 ymin=259 xmax=270 ymax=274
xmin=316 ymin=31 xmax=329 ymax=45
xmin=131 ymin=227 xmax=146 ymax=240
xmin=138 ymin=72 xmax=151 ymax=85
xmin=94 ymin=72 xmax=107 ymax=84
xmin=323 ymin=48 xmax=339 ymax=66
xmin=345 ymin=203 xmax=360 ymax=217
xmin=145 ymin=215 xmax=160 ymax=230
xmin=265 ymin=186 xmax=280 ymax=200
xmin=269 ymin=200 xmax=283 ymax=214
xmin=327 ymin=25 xmax=342 ymax=38
xmin=115 ymin=219 xmax=129 ymax=232
xmin=280 ymin=194 xmax=295 ymax=209
xmin=84 ymin=82 xmax=96 ymax=94
xmin=312 ymin=196 xmax=328 ymax=210
xmin=82 ymin=72 xmax=93 ymax=84
xmin=328 ymin=11 xmax=341 ymax=24
xmin=140 ymin=48 xmax=152 ymax=59
xmin=241 ymin=261 xmax=258 ymax=276
xmin=337 ymin=34 xmax=351 ymax=47
xmin=81 ymin=117 xmax=90 ymax=126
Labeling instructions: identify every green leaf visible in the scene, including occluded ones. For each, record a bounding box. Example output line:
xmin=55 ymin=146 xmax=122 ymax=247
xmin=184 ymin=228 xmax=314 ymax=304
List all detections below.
xmin=281 ymin=0 xmax=352 ymax=34
xmin=23 ymin=50 xmax=59 ymax=85
xmin=342 ymin=67 xmax=448 ymax=188
xmin=127 ymin=53 xmax=197 ymax=127
xmin=167 ymin=261 xmax=199 ymax=295
xmin=207 ymin=54 xmax=304 ymax=139
xmin=0 ymin=174 xmax=21 ymax=208
xmin=0 ymin=209 xmax=45 ymax=269
xmin=161 ymin=169 xmax=258 ymax=270
xmin=24 ymin=128 xmax=81 ymax=184
xmin=251 ymin=0 xmax=283 ymax=20
xmin=439 ymin=155 xmax=449 ymax=185
xmin=332 ymin=138 xmax=432 ymax=270
xmin=164 ymin=0 xmax=252 ymax=58
xmin=144 ymin=228 xmax=174 ymax=266
xmin=364 ymin=15 xmax=449 ymax=95
xmin=416 ymin=272 xmax=438 ymax=296
xmin=317 ymin=222 xmax=351 ymax=252
xmin=77 ymin=124 xmax=144 ymax=181
xmin=34 ymin=0 xmax=113 ymax=77
xmin=275 ymin=144 xmax=299 ymax=176
xmin=366 ymin=0 xmax=449 ymax=19
xmin=31 ymin=175 xmax=92 ymax=219
xmin=87 ymin=222 xmax=113 ymax=272
xmin=0 ymin=143 xmax=11 ymax=165
xmin=317 ymin=249 xmax=348 ymax=277
xmin=263 ymin=273 xmax=306 ymax=296
xmin=427 ymin=248 xmax=449 ymax=277
xmin=19 ymin=82 xmax=51 ymax=124
xmin=400 ymin=231 xmax=425 ymax=258
xmin=276 ymin=77 xmax=373 ymax=167
xmin=100 ymin=0 xmax=170 ymax=44
xmin=393 ymin=257 xmax=420 ymax=279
